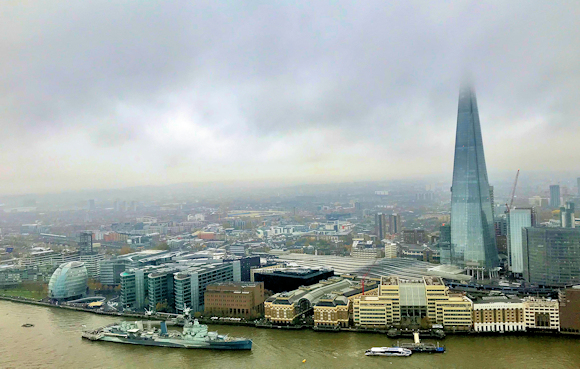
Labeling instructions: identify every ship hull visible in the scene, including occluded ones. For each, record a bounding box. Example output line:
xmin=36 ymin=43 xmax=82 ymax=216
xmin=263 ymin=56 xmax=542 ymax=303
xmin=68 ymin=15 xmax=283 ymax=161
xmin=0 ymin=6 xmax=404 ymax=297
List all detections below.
xmin=84 ymin=336 xmax=252 ymax=350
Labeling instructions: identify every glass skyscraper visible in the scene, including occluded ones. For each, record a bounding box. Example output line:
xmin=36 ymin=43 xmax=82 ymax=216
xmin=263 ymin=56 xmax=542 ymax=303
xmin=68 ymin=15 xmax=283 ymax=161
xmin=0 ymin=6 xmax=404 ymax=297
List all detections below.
xmin=450 ymin=84 xmax=499 ymax=273
xmin=507 ymin=208 xmax=535 ymax=274
xmin=522 ymin=227 xmax=580 ymax=287
xmin=550 ymin=185 xmax=561 ymax=208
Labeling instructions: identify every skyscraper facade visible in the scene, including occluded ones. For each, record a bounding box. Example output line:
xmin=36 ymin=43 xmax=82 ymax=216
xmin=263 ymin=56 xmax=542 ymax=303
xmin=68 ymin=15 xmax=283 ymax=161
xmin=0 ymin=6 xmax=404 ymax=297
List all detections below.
xmin=450 ymin=85 xmax=499 ymax=276
xmin=507 ymin=208 xmax=535 ymax=274
xmin=560 ymin=202 xmax=576 ymax=228
xmin=78 ymin=231 xmax=93 ymax=255
xmin=388 ymin=214 xmax=401 ymax=234
xmin=375 ymin=213 xmax=387 ymax=241
xmin=550 ymin=185 xmax=561 ymax=208
xmin=522 ymin=227 xmax=580 ymax=287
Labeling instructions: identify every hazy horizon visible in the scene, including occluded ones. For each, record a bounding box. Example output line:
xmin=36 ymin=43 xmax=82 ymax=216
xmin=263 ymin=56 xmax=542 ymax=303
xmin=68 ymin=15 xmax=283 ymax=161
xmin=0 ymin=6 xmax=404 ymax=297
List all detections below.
xmin=2 ymin=1 xmax=579 ymax=195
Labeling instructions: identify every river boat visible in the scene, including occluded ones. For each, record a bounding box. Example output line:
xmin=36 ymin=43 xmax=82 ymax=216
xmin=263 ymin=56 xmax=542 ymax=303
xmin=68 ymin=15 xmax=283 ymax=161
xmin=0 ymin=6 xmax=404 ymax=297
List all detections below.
xmin=399 ymin=332 xmax=445 ymax=353
xmin=365 ymin=347 xmax=412 ymax=357
xmin=82 ymin=310 xmax=252 ymax=350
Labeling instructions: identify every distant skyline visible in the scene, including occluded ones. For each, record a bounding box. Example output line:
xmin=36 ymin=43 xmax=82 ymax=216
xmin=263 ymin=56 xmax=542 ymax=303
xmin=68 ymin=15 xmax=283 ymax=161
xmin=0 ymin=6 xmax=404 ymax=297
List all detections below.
xmin=2 ymin=1 xmax=580 ymax=195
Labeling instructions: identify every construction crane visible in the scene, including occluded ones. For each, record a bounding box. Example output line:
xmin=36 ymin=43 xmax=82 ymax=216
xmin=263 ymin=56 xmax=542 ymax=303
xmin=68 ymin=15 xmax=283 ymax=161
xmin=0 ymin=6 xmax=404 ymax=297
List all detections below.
xmin=505 ymin=169 xmax=520 ymax=213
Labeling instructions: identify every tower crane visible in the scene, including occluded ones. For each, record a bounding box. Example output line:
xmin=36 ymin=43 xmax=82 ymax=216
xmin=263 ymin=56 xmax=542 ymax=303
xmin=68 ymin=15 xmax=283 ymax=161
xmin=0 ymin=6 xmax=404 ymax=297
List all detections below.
xmin=505 ymin=169 xmax=520 ymax=213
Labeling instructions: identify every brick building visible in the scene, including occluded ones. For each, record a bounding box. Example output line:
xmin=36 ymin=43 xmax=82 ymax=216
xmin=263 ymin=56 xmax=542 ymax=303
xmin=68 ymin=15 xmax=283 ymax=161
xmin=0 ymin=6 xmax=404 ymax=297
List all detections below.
xmin=559 ymin=286 xmax=580 ymax=334
xmin=204 ymin=282 xmax=265 ymax=319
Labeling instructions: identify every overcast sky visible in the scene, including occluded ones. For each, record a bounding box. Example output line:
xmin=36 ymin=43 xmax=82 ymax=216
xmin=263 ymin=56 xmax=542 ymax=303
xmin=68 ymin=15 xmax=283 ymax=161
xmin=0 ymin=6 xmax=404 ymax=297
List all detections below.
xmin=1 ymin=1 xmax=579 ymax=195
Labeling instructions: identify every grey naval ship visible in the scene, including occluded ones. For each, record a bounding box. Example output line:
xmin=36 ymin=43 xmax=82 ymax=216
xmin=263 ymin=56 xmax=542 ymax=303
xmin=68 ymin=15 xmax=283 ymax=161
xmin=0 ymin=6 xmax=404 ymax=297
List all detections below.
xmin=82 ymin=310 xmax=252 ymax=350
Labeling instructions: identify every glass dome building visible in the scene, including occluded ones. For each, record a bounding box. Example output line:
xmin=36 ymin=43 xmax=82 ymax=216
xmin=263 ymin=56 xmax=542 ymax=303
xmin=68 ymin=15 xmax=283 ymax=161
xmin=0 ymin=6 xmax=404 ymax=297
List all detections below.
xmin=48 ymin=261 xmax=88 ymax=300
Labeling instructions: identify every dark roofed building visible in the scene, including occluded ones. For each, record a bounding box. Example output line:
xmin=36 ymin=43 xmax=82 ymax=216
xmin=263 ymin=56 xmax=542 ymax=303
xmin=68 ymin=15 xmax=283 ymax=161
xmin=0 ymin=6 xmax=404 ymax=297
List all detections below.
xmin=253 ymin=267 xmax=334 ymax=293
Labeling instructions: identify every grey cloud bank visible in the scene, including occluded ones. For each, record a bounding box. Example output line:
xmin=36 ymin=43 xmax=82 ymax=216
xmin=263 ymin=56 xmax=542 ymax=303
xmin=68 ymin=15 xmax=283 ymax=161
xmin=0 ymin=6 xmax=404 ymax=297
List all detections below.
xmin=1 ymin=1 xmax=579 ymax=195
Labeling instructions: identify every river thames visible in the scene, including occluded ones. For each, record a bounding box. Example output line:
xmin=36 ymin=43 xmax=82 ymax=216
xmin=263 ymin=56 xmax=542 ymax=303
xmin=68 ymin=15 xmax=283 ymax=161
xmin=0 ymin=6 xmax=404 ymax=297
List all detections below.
xmin=1 ymin=300 xmax=579 ymax=369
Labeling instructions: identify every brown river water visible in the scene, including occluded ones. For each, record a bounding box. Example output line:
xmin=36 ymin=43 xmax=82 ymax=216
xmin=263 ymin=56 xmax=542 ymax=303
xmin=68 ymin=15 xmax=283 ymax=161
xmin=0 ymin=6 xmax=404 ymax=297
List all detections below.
xmin=1 ymin=300 xmax=579 ymax=369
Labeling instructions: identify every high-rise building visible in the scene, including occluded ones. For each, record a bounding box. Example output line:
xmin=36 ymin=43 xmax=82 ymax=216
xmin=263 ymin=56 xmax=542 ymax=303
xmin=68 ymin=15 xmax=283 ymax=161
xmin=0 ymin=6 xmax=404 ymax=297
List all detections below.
xmin=522 ymin=227 xmax=580 ymax=287
xmin=550 ymin=185 xmax=561 ymax=208
xmin=560 ymin=202 xmax=575 ymax=228
xmin=489 ymin=186 xmax=495 ymax=219
xmin=577 ymin=178 xmax=580 ymax=198
xmin=78 ymin=232 xmax=93 ymax=255
xmin=402 ymin=229 xmax=427 ymax=244
xmin=507 ymin=208 xmax=535 ymax=274
xmin=375 ymin=213 xmax=387 ymax=241
xmin=439 ymin=224 xmax=451 ymax=265
xmin=450 ymin=84 xmax=499 ymax=276
xmin=388 ymin=214 xmax=401 ymax=234
xmin=88 ymin=199 xmax=96 ymax=211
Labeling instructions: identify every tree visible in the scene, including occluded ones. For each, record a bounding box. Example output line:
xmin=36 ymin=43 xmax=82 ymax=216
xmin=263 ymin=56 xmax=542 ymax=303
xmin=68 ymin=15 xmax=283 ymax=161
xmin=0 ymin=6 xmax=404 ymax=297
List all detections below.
xmin=154 ymin=242 xmax=169 ymax=250
xmin=119 ymin=246 xmax=132 ymax=255
xmin=155 ymin=301 xmax=168 ymax=312
xmin=421 ymin=316 xmax=432 ymax=329
xmin=87 ymin=278 xmax=103 ymax=292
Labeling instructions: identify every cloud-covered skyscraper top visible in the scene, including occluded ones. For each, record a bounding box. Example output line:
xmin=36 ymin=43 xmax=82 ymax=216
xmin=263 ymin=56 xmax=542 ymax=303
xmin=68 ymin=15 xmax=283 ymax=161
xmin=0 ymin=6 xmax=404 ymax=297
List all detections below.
xmin=450 ymin=83 xmax=499 ymax=276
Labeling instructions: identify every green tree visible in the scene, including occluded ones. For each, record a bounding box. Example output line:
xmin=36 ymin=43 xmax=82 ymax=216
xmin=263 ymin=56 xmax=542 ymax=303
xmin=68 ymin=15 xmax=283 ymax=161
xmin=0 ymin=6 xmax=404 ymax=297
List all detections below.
xmin=154 ymin=242 xmax=169 ymax=250
xmin=155 ymin=301 xmax=168 ymax=312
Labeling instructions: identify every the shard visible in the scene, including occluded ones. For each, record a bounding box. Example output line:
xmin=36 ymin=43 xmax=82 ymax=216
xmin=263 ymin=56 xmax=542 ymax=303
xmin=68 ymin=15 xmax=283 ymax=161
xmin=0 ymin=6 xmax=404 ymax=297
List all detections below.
xmin=450 ymin=84 xmax=499 ymax=276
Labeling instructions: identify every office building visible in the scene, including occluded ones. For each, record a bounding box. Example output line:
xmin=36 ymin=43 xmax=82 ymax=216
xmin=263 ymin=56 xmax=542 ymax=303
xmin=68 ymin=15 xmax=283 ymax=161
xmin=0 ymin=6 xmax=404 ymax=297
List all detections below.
xmin=439 ymin=224 xmax=452 ymax=265
xmin=353 ymin=276 xmax=472 ymax=330
xmin=351 ymin=240 xmax=381 ymax=259
xmin=494 ymin=216 xmax=508 ymax=236
xmin=384 ymin=242 xmax=398 ymax=259
xmin=253 ymin=267 xmax=334 ymax=293
xmin=507 ymin=208 xmax=535 ymax=274
xmin=550 ymin=185 xmax=561 ymax=208
xmin=98 ymin=258 xmax=130 ymax=286
xmin=79 ymin=253 xmax=104 ymax=278
xmin=204 ymin=282 xmax=265 ymax=318
xmin=375 ymin=213 xmax=387 ymax=241
xmin=402 ymin=229 xmax=427 ymax=244
xmin=78 ymin=232 xmax=93 ymax=255
xmin=559 ymin=286 xmax=580 ymax=334
xmin=560 ymin=202 xmax=576 ymax=228
xmin=48 ymin=261 xmax=88 ymax=301
xmin=450 ymin=84 xmax=499 ymax=276
xmin=389 ymin=214 xmax=401 ymax=234
xmin=237 ymin=256 xmax=261 ymax=282
xmin=173 ymin=262 xmax=241 ymax=313
xmin=522 ymin=227 xmax=580 ymax=287
xmin=88 ymin=199 xmax=96 ymax=211
xmin=120 ymin=269 xmax=146 ymax=310
xmin=120 ymin=261 xmax=241 ymax=312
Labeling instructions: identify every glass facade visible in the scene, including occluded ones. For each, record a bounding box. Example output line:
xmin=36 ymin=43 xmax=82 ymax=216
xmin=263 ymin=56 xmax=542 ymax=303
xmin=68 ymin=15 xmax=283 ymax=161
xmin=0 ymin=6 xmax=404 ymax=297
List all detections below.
xmin=48 ymin=261 xmax=88 ymax=300
xmin=439 ymin=224 xmax=452 ymax=265
xmin=550 ymin=185 xmax=561 ymax=208
xmin=450 ymin=85 xmax=499 ymax=270
xmin=522 ymin=227 xmax=580 ymax=287
xmin=507 ymin=208 xmax=534 ymax=274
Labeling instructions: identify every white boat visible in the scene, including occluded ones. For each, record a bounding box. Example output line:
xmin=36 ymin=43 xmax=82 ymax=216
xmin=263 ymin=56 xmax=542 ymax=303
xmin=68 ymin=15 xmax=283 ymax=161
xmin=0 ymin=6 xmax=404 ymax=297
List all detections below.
xmin=365 ymin=347 xmax=412 ymax=357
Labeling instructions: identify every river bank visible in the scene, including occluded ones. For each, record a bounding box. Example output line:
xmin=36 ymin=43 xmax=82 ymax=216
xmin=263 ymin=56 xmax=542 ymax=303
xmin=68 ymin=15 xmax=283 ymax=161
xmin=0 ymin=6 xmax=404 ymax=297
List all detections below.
xmin=1 ymin=294 xmax=577 ymax=339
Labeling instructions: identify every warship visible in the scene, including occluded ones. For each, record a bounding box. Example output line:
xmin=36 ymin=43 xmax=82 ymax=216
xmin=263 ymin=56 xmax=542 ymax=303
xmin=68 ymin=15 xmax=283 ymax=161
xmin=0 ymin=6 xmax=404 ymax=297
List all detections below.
xmin=82 ymin=308 xmax=252 ymax=350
